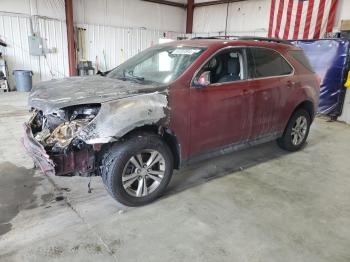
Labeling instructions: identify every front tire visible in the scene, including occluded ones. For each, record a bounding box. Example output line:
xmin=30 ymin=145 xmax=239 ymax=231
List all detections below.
xmin=277 ymin=109 xmax=311 ymax=151
xmin=101 ymin=133 xmax=173 ymax=206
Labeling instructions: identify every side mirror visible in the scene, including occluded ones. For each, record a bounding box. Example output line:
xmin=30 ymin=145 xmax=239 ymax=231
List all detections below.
xmin=194 ymin=71 xmax=211 ymax=87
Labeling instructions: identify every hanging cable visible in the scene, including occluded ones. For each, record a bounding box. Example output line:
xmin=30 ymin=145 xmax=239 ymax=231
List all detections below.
xmin=43 ymin=54 xmax=55 ymax=78
xmin=224 ymin=0 xmax=230 ymax=39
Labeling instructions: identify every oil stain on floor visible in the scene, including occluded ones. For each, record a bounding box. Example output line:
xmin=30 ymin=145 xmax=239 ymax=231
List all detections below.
xmin=0 ymin=162 xmax=43 ymax=236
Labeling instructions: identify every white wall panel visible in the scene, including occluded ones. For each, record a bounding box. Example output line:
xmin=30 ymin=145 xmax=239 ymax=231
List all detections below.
xmin=0 ymin=0 xmax=65 ymax=20
xmin=73 ymin=0 xmax=186 ymax=32
xmin=36 ymin=17 xmax=69 ymax=80
xmin=0 ymin=0 xmax=67 ymax=89
xmin=339 ymin=91 xmax=350 ymax=124
xmin=193 ymin=4 xmax=226 ymax=33
xmin=0 ymin=0 xmax=185 ymax=90
xmin=193 ymin=0 xmax=270 ymax=36
xmin=79 ymin=23 xmax=184 ymax=72
xmin=0 ymin=14 xmax=68 ymax=89
xmin=334 ymin=0 xmax=350 ymax=31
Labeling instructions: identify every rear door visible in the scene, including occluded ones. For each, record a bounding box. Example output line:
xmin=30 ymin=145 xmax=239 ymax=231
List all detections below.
xmin=246 ymin=47 xmax=294 ymax=138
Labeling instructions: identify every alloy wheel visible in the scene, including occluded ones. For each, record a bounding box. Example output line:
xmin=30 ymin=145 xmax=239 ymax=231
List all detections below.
xmin=291 ymin=116 xmax=308 ymax=146
xmin=121 ymin=149 xmax=166 ymax=197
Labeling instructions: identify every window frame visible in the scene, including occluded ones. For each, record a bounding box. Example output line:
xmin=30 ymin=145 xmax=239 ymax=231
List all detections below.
xmin=107 ymin=45 xmax=207 ymax=86
xmin=246 ymin=46 xmax=295 ymax=80
xmin=191 ymin=46 xmax=250 ymax=88
xmin=191 ymin=46 xmax=295 ymax=88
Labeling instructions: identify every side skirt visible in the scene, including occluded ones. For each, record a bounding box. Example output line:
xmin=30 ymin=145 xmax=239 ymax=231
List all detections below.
xmin=180 ymin=132 xmax=282 ymax=168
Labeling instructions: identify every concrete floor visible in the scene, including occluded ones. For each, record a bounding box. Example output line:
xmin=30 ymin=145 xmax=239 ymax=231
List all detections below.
xmin=0 ymin=92 xmax=350 ymax=262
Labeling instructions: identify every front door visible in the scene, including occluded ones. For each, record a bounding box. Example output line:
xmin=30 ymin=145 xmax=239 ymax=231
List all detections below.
xmin=189 ymin=47 xmax=255 ymax=156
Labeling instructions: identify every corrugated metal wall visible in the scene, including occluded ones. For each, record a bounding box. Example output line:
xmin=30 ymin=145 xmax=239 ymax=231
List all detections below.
xmin=189 ymin=30 xmax=267 ymax=38
xmin=0 ymin=13 xmax=69 ymax=89
xmin=193 ymin=0 xmax=270 ymax=36
xmin=78 ymin=23 xmax=184 ymax=72
xmin=0 ymin=12 xmax=184 ymax=89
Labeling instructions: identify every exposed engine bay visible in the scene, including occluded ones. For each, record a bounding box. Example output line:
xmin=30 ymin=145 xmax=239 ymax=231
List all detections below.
xmin=27 ymin=104 xmax=101 ymax=176
xmin=23 ymin=76 xmax=169 ymax=178
xmin=31 ymin=104 xmax=100 ymax=153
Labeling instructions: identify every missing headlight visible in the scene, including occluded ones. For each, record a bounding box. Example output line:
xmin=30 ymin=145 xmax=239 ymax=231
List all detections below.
xmin=68 ymin=104 xmax=101 ymax=121
xmin=46 ymin=119 xmax=90 ymax=149
xmin=31 ymin=104 xmax=101 ymax=153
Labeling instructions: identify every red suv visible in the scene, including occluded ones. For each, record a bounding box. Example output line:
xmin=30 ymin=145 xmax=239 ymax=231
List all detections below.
xmin=24 ymin=37 xmax=319 ymax=206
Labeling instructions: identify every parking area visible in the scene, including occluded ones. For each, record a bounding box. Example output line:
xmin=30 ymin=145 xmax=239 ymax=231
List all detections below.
xmin=1 ymin=92 xmax=350 ymax=262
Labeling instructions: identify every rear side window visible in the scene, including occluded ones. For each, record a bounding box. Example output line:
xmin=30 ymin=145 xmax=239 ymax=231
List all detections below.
xmin=249 ymin=48 xmax=293 ymax=78
xmin=288 ymin=50 xmax=314 ymax=72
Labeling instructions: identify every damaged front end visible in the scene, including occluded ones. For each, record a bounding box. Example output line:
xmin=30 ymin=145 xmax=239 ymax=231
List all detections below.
xmin=22 ymin=105 xmax=100 ymax=176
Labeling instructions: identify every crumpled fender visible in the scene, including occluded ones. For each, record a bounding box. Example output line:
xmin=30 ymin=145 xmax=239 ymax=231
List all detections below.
xmin=78 ymin=92 xmax=169 ymax=144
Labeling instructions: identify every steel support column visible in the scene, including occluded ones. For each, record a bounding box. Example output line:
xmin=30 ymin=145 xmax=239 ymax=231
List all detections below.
xmin=65 ymin=0 xmax=76 ymax=76
xmin=186 ymin=0 xmax=194 ymax=34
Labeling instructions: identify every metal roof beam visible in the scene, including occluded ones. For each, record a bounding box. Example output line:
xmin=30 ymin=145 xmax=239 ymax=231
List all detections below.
xmin=141 ymin=0 xmax=186 ymax=8
xmin=194 ymin=0 xmax=247 ymax=8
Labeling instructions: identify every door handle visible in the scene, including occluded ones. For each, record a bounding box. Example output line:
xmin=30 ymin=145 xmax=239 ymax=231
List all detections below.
xmin=243 ymin=89 xmax=254 ymax=95
xmin=287 ymin=80 xmax=296 ymax=88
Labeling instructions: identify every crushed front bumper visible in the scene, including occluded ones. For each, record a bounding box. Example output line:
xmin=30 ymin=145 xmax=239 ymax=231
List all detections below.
xmin=22 ymin=123 xmax=95 ymax=176
xmin=22 ymin=123 xmax=55 ymax=175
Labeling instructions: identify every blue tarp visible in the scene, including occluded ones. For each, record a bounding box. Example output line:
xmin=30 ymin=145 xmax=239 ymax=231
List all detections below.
xmin=292 ymin=39 xmax=349 ymax=116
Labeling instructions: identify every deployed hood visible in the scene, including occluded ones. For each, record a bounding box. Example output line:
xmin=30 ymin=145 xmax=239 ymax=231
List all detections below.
xmin=29 ymin=76 xmax=166 ymax=113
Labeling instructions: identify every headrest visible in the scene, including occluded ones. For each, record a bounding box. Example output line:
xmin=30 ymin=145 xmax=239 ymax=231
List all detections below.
xmin=227 ymin=58 xmax=240 ymax=75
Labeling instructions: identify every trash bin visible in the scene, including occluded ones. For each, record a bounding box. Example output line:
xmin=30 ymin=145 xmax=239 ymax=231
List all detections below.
xmin=13 ymin=70 xmax=33 ymax=92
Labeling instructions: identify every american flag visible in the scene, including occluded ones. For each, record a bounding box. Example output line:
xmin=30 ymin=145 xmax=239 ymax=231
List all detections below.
xmin=268 ymin=0 xmax=338 ymax=40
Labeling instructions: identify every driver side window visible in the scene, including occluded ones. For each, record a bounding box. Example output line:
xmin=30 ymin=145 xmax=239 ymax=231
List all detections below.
xmin=196 ymin=48 xmax=246 ymax=85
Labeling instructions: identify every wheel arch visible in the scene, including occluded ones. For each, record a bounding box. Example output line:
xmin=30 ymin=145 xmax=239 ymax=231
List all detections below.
xmin=281 ymin=100 xmax=315 ymax=137
xmin=294 ymin=100 xmax=315 ymax=121
xmin=120 ymin=125 xmax=181 ymax=170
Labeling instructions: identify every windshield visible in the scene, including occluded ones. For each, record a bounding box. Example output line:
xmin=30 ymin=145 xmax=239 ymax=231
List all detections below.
xmin=107 ymin=45 xmax=206 ymax=85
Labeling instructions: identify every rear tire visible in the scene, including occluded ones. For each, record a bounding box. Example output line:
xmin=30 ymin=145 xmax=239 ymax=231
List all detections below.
xmin=277 ymin=109 xmax=311 ymax=151
xmin=100 ymin=133 xmax=173 ymax=206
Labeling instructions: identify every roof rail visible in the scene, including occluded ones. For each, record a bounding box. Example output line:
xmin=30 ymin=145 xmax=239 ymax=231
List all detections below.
xmin=190 ymin=36 xmax=226 ymax=40
xmin=237 ymin=36 xmax=292 ymax=45
xmin=191 ymin=36 xmax=238 ymax=40
xmin=191 ymin=36 xmax=292 ymax=46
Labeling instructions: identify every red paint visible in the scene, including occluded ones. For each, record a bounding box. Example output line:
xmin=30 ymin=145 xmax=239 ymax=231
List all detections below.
xmin=282 ymin=0 xmax=294 ymax=39
xmin=167 ymin=40 xmax=319 ymax=160
xmin=268 ymin=0 xmax=276 ymax=38
xmin=189 ymin=80 xmax=254 ymax=154
xmin=248 ymin=77 xmax=285 ymax=138
xmin=303 ymin=0 xmax=315 ymax=39
xmin=313 ymin=0 xmax=326 ymax=39
xmin=293 ymin=0 xmax=304 ymax=39
xmin=326 ymin=0 xmax=338 ymax=33
xmin=274 ymin=0 xmax=285 ymax=38
xmin=51 ymin=149 xmax=94 ymax=176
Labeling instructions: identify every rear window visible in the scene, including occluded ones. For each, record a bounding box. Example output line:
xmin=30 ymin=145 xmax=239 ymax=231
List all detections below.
xmin=250 ymin=48 xmax=293 ymax=78
xmin=288 ymin=50 xmax=314 ymax=72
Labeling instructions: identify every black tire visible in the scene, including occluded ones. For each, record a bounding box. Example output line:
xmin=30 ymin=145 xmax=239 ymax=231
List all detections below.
xmin=100 ymin=133 xmax=173 ymax=206
xmin=277 ymin=109 xmax=311 ymax=151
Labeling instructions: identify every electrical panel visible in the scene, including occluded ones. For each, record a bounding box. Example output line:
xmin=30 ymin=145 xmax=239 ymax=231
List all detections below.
xmin=28 ymin=35 xmax=44 ymax=56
